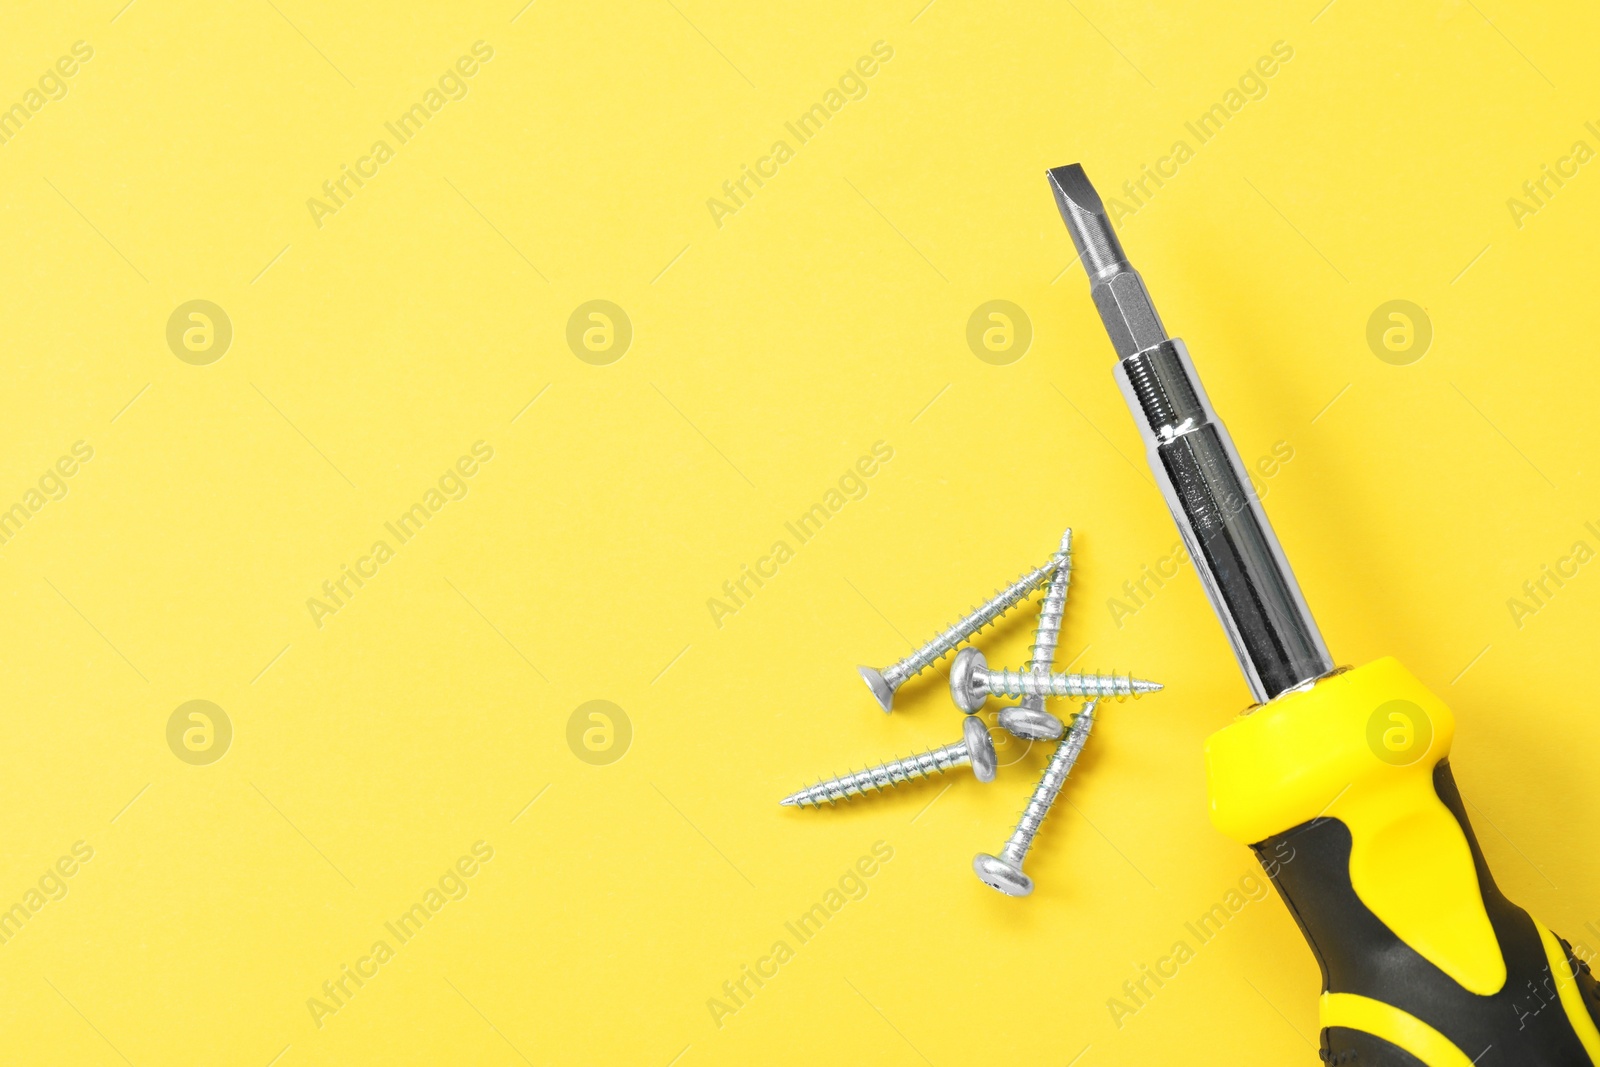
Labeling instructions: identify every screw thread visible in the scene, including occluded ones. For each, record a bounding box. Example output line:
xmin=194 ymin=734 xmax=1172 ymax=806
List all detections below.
xmin=1003 ymin=703 xmax=1096 ymax=863
xmin=981 ymin=667 xmax=1157 ymax=700
xmin=883 ymin=561 xmax=1055 ymax=688
xmin=1021 ymin=530 xmax=1073 ymax=711
xmin=783 ymin=740 xmax=969 ymax=808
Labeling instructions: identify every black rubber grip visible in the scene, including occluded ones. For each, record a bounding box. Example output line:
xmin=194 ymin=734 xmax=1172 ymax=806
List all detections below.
xmin=1321 ymin=1029 xmax=1428 ymax=1066
xmin=1254 ymin=761 xmax=1600 ymax=1065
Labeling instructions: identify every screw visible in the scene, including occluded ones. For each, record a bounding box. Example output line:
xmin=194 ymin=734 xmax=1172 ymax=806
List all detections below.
xmin=780 ymin=717 xmax=997 ymax=808
xmin=974 ymin=701 xmax=1096 ymax=896
xmin=949 ymin=647 xmax=1160 ymax=713
xmin=999 ymin=528 xmax=1073 ymax=741
xmin=857 ymin=559 xmax=1057 ymax=713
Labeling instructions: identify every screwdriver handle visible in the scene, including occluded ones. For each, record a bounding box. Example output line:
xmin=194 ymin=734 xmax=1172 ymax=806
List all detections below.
xmin=1207 ymin=658 xmax=1600 ymax=1065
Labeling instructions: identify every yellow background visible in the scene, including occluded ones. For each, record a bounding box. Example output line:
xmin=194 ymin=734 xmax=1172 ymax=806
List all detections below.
xmin=0 ymin=0 xmax=1596 ymax=1063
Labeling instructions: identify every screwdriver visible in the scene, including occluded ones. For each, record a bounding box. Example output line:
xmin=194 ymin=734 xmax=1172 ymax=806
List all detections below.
xmin=1047 ymin=163 xmax=1600 ymax=1066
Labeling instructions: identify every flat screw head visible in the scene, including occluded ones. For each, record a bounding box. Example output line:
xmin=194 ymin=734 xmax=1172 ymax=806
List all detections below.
xmin=857 ymin=666 xmax=895 ymax=713
xmin=948 ymin=647 xmax=987 ymax=713
xmin=972 ymin=852 xmax=1032 ymax=897
xmin=963 ymin=715 xmax=997 ymax=782
xmin=997 ymin=706 xmax=1065 ymax=741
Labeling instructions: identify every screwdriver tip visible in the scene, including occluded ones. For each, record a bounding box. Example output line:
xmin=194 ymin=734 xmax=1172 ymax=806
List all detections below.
xmin=1046 ymin=162 xmax=1168 ymax=357
xmin=1047 ymin=162 xmax=1119 ymax=274
xmin=1046 ymin=163 xmax=1105 ymax=218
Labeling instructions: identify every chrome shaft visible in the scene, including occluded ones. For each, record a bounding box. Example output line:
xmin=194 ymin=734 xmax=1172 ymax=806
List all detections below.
xmin=1048 ymin=164 xmax=1334 ymax=703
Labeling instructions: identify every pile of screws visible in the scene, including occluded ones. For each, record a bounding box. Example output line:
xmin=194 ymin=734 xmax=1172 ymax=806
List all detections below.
xmin=781 ymin=530 xmax=1164 ymax=896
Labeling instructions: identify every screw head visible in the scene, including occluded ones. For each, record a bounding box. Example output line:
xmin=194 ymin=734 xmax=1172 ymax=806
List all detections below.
xmin=973 ymin=852 xmax=1033 ymax=896
xmin=998 ymin=705 xmax=1064 ymax=741
xmin=857 ymin=666 xmax=895 ymax=712
xmin=963 ymin=715 xmax=997 ymax=782
xmin=948 ymin=647 xmax=987 ymax=713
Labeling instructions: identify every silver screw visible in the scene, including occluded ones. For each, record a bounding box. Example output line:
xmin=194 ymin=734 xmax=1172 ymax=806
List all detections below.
xmin=857 ymin=559 xmax=1057 ymax=713
xmin=780 ymin=717 xmax=997 ymax=808
xmin=948 ymin=647 xmax=1160 ymax=713
xmin=999 ymin=528 xmax=1073 ymax=741
xmin=973 ymin=701 xmax=1097 ymax=896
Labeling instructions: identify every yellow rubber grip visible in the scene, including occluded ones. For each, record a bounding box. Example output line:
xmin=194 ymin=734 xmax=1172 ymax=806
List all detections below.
xmin=1205 ymin=658 xmax=1600 ymax=1064
xmin=1207 ymin=657 xmax=1500 ymax=992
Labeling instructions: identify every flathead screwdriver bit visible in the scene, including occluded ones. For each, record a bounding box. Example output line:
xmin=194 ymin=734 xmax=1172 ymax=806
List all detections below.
xmin=1047 ymin=162 xmax=1332 ymax=703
